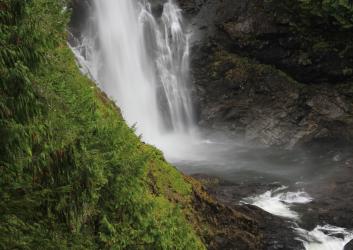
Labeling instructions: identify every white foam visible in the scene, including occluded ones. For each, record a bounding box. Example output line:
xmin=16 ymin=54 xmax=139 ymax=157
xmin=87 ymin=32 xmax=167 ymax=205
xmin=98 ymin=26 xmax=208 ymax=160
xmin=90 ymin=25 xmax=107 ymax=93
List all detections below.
xmin=242 ymin=186 xmax=313 ymax=220
xmin=297 ymin=225 xmax=353 ymax=250
xmin=70 ymin=0 xmax=197 ymax=152
xmin=243 ymin=188 xmax=353 ymax=249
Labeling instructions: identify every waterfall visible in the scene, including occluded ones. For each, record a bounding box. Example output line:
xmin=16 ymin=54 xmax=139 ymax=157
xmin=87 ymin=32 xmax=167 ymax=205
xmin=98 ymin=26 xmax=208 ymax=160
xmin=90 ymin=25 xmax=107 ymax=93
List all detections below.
xmin=71 ymin=0 xmax=196 ymax=150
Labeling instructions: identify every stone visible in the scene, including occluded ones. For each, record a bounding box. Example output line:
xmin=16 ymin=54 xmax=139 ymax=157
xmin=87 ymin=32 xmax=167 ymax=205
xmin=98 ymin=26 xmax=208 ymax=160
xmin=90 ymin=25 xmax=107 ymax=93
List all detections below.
xmin=345 ymin=240 xmax=353 ymax=250
xmin=176 ymin=0 xmax=353 ymax=148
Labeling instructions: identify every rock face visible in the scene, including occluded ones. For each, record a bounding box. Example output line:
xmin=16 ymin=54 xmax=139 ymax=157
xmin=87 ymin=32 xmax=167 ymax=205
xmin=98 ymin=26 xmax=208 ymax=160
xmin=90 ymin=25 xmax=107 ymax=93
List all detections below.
xmin=192 ymin=174 xmax=305 ymax=250
xmin=69 ymin=0 xmax=92 ymax=37
xmin=345 ymin=240 xmax=353 ymax=250
xmin=185 ymin=176 xmax=263 ymax=250
xmin=178 ymin=0 xmax=353 ymax=148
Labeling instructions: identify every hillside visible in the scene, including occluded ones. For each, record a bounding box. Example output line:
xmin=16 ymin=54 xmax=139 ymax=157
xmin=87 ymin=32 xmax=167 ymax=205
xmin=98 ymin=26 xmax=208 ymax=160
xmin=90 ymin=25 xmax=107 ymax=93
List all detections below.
xmin=0 ymin=1 xmax=261 ymax=249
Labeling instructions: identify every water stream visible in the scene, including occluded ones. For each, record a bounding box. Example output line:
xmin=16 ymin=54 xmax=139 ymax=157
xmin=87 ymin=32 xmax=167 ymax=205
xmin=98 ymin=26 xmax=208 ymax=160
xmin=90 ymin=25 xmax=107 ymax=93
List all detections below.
xmin=69 ymin=1 xmax=352 ymax=249
xmin=242 ymin=187 xmax=353 ymax=250
xmin=71 ymin=0 xmax=196 ymax=151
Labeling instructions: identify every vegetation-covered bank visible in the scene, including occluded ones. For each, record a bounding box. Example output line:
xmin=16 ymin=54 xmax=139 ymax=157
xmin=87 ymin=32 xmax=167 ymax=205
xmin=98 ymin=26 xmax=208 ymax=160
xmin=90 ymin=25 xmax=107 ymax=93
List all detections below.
xmin=0 ymin=0 xmax=203 ymax=249
xmin=0 ymin=0 xmax=204 ymax=248
xmin=0 ymin=1 xmax=263 ymax=249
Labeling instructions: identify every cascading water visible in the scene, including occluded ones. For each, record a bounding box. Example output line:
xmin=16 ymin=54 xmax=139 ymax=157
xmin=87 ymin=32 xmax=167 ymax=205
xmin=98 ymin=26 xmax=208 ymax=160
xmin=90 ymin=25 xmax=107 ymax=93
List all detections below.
xmin=243 ymin=187 xmax=353 ymax=249
xmin=71 ymin=0 xmax=196 ymax=154
xmin=70 ymin=2 xmax=353 ymax=249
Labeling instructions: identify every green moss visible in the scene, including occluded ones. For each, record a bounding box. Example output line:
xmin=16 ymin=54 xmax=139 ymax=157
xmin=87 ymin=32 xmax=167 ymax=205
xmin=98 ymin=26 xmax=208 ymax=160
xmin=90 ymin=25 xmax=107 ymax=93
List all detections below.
xmin=212 ymin=49 xmax=301 ymax=87
xmin=343 ymin=67 xmax=353 ymax=76
xmin=146 ymin=148 xmax=192 ymax=198
xmin=0 ymin=0 xmax=205 ymax=249
xmin=298 ymin=52 xmax=312 ymax=66
xmin=312 ymin=41 xmax=330 ymax=53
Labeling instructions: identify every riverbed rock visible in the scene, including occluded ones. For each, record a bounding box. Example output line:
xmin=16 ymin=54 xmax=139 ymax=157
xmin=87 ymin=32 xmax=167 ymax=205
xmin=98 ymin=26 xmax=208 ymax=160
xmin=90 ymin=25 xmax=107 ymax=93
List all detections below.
xmin=345 ymin=240 xmax=353 ymax=250
xmin=177 ymin=0 xmax=353 ymax=148
xmin=192 ymin=174 xmax=305 ymax=249
xmin=184 ymin=176 xmax=263 ymax=249
xmin=295 ymin=166 xmax=353 ymax=231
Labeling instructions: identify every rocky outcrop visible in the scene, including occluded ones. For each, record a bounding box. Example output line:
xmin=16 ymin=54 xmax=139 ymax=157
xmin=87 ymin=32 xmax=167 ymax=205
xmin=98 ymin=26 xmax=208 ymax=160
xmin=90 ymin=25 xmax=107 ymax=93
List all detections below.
xmin=184 ymin=176 xmax=263 ymax=250
xmin=345 ymin=240 xmax=353 ymax=250
xmin=178 ymin=0 xmax=353 ymax=147
xmin=192 ymin=46 xmax=353 ymax=147
xmin=192 ymin=174 xmax=305 ymax=250
xmin=69 ymin=0 xmax=92 ymax=37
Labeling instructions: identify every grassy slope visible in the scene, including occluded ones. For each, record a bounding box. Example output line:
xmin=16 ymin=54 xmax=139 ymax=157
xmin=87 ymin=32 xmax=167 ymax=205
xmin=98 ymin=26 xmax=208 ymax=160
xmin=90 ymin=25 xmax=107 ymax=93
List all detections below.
xmin=0 ymin=1 xmax=205 ymax=249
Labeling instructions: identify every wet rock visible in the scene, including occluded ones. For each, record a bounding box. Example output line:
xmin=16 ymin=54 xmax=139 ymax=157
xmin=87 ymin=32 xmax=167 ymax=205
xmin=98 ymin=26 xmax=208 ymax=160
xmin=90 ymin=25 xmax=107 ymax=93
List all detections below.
xmin=69 ymin=0 xmax=92 ymax=38
xmin=176 ymin=0 xmax=353 ymax=148
xmin=345 ymin=240 xmax=353 ymax=250
xmin=294 ymin=166 xmax=353 ymax=230
xmin=178 ymin=0 xmax=207 ymax=14
xmin=240 ymin=205 xmax=304 ymax=250
xmin=185 ymin=176 xmax=263 ymax=250
xmin=192 ymin=174 xmax=305 ymax=249
xmin=190 ymin=0 xmax=353 ymax=85
xmin=190 ymin=45 xmax=353 ymax=147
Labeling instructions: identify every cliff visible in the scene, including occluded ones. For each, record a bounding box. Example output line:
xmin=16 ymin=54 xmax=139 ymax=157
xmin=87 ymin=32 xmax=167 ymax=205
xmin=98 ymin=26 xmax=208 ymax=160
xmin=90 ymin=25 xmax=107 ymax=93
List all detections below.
xmin=179 ymin=0 xmax=353 ymax=148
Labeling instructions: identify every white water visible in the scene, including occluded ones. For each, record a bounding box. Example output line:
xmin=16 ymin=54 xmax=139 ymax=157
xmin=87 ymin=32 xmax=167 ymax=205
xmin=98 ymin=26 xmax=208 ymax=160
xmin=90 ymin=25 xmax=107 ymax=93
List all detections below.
xmin=297 ymin=225 xmax=353 ymax=250
xmin=243 ymin=187 xmax=353 ymax=249
xmin=242 ymin=186 xmax=313 ymax=220
xmin=70 ymin=0 xmax=197 ymax=154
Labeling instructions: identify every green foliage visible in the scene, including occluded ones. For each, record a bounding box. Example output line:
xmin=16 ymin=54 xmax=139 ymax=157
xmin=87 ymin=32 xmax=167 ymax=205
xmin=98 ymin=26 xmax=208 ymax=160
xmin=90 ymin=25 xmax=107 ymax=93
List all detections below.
xmin=261 ymin=0 xmax=353 ymax=82
xmin=266 ymin=0 xmax=353 ymax=32
xmin=0 ymin=0 xmax=204 ymax=249
xmin=299 ymin=0 xmax=353 ymax=29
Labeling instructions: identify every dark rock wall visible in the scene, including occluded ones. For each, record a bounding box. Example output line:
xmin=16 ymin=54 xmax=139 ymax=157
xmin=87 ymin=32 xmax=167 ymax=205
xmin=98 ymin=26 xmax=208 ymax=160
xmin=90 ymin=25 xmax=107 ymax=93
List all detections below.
xmin=345 ymin=239 xmax=353 ymax=250
xmin=69 ymin=0 xmax=92 ymax=38
xmin=179 ymin=0 xmax=353 ymax=147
